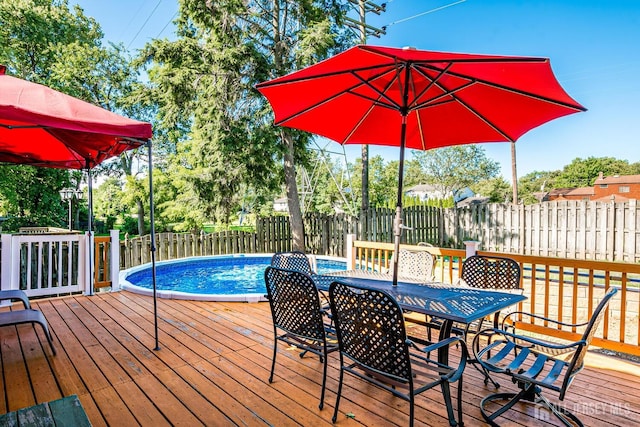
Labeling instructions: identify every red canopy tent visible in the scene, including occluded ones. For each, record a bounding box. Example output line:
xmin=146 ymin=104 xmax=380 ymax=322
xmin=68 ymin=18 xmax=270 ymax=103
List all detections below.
xmin=0 ymin=65 xmax=161 ymax=350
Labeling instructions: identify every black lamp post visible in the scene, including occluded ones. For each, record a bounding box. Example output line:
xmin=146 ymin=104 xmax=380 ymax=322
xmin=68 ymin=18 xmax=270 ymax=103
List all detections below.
xmin=59 ymin=188 xmax=84 ymax=231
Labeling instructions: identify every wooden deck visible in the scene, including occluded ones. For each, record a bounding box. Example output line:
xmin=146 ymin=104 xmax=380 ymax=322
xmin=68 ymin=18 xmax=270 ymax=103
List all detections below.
xmin=1 ymin=291 xmax=639 ymax=426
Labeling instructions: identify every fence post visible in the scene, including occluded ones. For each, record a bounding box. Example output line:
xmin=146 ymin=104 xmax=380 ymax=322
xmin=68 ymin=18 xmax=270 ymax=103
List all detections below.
xmin=1 ymin=234 xmax=13 ymax=299
xmin=464 ymin=240 xmax=480 ymax=258
xmin=346 ymin=234 xmax=356 ymax=269
xmin=84 ymin=231 xmax=93 ymax=296
xmin=110 ymin=230 xmax=120 ymax=291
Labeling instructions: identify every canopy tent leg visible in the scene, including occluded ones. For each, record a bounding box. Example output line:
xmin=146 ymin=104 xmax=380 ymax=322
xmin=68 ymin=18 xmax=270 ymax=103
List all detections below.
xmin=148 ymin=141 xmax=160 ymax=351
xmin=86 ymin=161 xmax=94 ymax=296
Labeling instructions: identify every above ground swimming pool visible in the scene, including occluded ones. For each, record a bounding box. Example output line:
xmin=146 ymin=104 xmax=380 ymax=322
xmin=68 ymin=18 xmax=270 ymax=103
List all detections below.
xmin=120 ymin=254 xmax=347 ymax=302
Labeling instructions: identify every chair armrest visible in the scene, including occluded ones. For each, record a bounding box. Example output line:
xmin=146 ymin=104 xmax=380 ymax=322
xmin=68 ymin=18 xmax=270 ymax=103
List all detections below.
xmin=408 ymin=336 xmax=468 ymax=382
xmin=475 ymin=327 xmax=586 ymax=354
xmin=501 ymin=311 xmax=590 ymax=330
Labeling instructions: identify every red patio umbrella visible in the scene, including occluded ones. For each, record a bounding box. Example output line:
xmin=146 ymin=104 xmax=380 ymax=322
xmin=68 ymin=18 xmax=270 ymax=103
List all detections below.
xmin=256 ymin=45 xmax=586 ymax=284
xmin=0 ymin=65 xmax=161 ymax=350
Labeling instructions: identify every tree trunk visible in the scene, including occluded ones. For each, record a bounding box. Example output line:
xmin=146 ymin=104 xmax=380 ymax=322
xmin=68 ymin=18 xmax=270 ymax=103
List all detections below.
xmin=283 ymin=132 xmax=305 ymax=251
xmin=137 ymin=199 xmax=145 ymax=235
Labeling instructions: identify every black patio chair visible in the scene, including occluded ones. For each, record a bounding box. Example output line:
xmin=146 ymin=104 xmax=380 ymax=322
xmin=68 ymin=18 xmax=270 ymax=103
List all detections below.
xmin=271 ymin=251 xmax=315 ymax=275
xmin=271 ymin=250 xmax=332 ymax=310
xmin=328 ymin=281 xmax=467 ymax=427
xmin=264 ymin=266 xmax=338 ymax=409
xmin=426 ymin=255 xmax=522 ymax=387
xmin=472 ymin=287 xmax=618 ymax=427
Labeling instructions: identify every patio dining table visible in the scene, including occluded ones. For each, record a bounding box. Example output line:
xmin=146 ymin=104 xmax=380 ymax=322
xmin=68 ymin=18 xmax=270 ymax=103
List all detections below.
xmin=312 ymin=270 xmax=527 ymax=363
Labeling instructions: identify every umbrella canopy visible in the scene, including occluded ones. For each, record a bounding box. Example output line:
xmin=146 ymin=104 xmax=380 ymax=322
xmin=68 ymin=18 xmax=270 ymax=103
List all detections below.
xmin=0 ymin=65 xmax=152 ymax=168
xmin=257 ymin=45 xmax=586 ymax=284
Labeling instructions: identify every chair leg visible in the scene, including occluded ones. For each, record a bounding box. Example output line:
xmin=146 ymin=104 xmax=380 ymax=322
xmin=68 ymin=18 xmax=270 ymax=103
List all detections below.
xmin=38 ymin=322 xmax=56 ymax=355
xmin=269 ymin=334 xmax=278 ymax=383
xmin=480 ymin=387 xmax=532 ymax=426
xmin=440 ymin=381 xmax=460 ymax=426
xmin=456 ymin=375 xmax=464 ymax=427
xmin=468 ymin=358 xmax=500 ymax=388
xmin=332 ymin=368 xmax=345 ymax=423
xmin=536 ymin=394 xmax=584 ymax=427
xmin=319 ymin=348 xmax=328 ymax=410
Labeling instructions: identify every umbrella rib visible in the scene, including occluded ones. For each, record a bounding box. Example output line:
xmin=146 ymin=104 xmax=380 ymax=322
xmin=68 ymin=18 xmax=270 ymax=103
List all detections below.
xmin=257 ymin=63 xmax=398 ymax=88
xmin=449 ymin=94 xmax=517 ymax=142
xmin=341 ymin=103 xmax=377 ymax=144
xmin=272 ymin=66 xmax=400 ymax=125
xmin=407 ymin=62 xmax=454 ymax=111
xmin=414 ymin=62 xmax=586 ymax=111
xmin=351 ymin=68 xmax=403 ymax=111
xmin=411 ymin=81 xmax=476 ymax=110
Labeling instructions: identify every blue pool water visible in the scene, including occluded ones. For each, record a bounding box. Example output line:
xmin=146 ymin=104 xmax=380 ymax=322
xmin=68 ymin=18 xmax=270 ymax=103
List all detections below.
xmin=121 ymin=255 xmax=347 ymax=301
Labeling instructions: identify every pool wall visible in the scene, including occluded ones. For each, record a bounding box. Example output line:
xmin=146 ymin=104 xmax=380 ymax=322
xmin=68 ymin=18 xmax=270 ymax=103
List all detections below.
xmin=119 ymin=253 xmax=347 ymax=302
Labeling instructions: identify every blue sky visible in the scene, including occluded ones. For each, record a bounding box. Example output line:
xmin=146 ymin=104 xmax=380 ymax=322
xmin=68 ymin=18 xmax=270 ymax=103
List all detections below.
xmin=73 ymin=0 xmax=640 ymax=181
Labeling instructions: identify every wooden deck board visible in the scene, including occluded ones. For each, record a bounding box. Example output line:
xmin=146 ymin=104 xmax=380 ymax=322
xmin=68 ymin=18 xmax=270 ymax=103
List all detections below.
xmin=1 ymin=292 xmax=639 ymax=426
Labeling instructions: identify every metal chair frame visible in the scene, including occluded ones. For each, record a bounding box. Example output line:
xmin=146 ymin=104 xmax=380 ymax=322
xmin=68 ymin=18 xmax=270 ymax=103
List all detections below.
xmin=472 ymin=288 xmax=618 ymax=427
xmin=264 ymin=266 xmax=337 ymax=409
xmin=393 ymin=248 xmax=436 ymax=283
xmin=270 ymin=251 xmax=315 ymax=275
xmin=328 ymin=281 xmax=467 ymax=427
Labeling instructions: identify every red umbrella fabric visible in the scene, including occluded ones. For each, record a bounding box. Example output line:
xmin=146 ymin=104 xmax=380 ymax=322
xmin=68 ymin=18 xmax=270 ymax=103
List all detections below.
xmin=257 ymin=45 xmax=584 ymax=150
xmin=257 ymin=45 xmax=586 ymax=284
xmin=0 ymin=65 xmax=152 ymax=169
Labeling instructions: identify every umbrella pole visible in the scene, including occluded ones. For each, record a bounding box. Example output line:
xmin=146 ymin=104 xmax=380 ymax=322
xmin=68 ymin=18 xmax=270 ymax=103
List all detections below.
xmin=392 ymin=117 xmax=408 ymax=286
xmin=148 ymin=141 xmax=160 ymax=351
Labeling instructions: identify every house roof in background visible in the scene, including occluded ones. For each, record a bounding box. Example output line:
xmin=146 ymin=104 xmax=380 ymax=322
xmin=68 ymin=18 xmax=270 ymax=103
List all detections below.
xmin=594 ymin=174 xmax=640 ymax=185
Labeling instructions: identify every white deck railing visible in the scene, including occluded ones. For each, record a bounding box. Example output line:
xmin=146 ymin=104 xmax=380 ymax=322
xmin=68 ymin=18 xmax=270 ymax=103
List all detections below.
xmin=1 ymin=232 xmax=91 ymax=297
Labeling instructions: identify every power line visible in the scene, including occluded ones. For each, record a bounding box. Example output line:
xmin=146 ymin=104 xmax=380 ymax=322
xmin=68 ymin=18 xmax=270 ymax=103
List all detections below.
xmin=386 ymin=0 xmax=466 ymax=27
xmin=155 ymin=10 xmax=178 ymax=39
xmin=127 ymin=0 xmax=163 ymax=49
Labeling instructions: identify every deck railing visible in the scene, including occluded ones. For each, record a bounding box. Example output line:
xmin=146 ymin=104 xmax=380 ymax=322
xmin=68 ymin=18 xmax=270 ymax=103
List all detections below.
xmin=0 ymin=232 xmax=88 ymax=297
xmin=347 ymin=238 xmax=640 ymax=357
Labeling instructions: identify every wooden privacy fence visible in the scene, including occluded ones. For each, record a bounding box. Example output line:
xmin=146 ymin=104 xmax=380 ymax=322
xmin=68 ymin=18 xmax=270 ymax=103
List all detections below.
xmin=119 ymin=200 xmax=640 ymax=269
xmin=120 ymin=230 xmax=259 ymax=269
xmin=447 ymin=199 xmax=640 ymax=263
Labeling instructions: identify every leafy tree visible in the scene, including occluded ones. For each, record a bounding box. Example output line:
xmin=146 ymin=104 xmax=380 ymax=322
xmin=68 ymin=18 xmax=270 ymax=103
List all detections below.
xmin=517 ymin=170 xmax=561 ymax=204
xmin=555 ymin=157 xmax=636 ymax=188
xmin=138 ymin=1 xmax=353 ymax=249
xmin=0 ymin=0 xmax=104 ymax=230
xmin=414 ymin=146 xmax=500 ymax=201
xmin=472 ymin=177 xmax=512 ymax=203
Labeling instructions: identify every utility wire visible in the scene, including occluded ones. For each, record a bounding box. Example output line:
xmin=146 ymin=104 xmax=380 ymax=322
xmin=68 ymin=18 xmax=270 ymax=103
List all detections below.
xmin=127 ymin=0 xmax=163 ymax=49
xmin=155 ymin=10 xmax=178 ymax=39
xmin=386 ymin=0 xmax=466 ymax=27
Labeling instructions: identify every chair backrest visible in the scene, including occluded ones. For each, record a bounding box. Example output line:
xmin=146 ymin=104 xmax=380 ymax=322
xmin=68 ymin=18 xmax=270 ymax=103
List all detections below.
xmin=329 ymin=281 xmax=412 ymax=384
xmin=561 ymin=287 xmax=618 ymax=396
xmin=393 ymin=249 xmax=435 ymax=282
xmin=461 ymin=255 xmax=521 ymax=290
xmin=271 ymin=251 xmax=314 ymax=275
xmin=264 ymin=266 xmax=326 ymax=341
